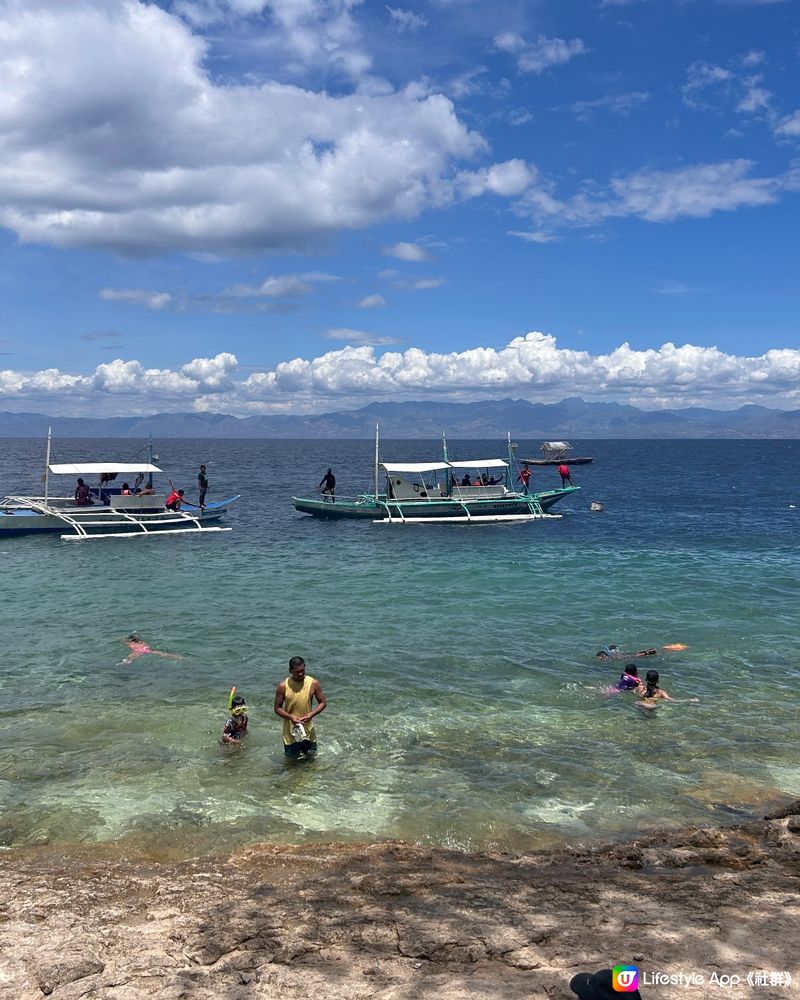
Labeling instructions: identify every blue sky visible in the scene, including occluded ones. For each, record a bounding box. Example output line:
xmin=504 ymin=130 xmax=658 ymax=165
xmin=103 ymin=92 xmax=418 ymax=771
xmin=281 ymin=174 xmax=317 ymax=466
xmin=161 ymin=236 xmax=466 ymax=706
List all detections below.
xmin=0 ymin=0 xmax=798 ymax=416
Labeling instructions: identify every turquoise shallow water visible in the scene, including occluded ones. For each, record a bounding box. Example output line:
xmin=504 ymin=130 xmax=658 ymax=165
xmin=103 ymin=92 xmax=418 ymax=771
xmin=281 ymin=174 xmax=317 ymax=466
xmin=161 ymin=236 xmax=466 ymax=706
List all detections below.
xmin=1 ymin=437 xmax=798 ymax=858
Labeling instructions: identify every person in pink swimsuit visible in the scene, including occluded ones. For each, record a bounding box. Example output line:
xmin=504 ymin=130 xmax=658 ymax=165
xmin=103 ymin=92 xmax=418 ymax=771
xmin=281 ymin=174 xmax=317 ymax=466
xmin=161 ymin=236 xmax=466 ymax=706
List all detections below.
xmin=121 ymin=632 xmax=182 ymax=664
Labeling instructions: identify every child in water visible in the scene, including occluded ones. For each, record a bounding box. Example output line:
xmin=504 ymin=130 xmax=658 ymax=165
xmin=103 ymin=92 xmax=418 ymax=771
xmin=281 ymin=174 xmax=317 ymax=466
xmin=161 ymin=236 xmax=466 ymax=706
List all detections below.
xmin=614 ymin=663 xmax=640 ymax=691
xmin=222 ymin=690 xmax=248 ymax=744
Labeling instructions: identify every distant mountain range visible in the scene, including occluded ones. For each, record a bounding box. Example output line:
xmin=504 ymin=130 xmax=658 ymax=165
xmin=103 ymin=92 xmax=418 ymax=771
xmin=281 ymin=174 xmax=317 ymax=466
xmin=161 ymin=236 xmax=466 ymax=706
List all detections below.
xmin=2 ymin=398 xmax=800 ymax=438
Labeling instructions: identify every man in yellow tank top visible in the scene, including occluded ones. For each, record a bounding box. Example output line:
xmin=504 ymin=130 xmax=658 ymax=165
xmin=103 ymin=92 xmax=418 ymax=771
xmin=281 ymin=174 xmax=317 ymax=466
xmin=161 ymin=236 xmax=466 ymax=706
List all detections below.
xmin=274 ymin=655 xmax=327 ymax=758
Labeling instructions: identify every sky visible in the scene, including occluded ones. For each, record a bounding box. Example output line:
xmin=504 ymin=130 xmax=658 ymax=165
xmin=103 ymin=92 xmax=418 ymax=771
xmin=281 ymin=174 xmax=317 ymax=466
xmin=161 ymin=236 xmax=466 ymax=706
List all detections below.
xmin=0 ymin=0 xmax=798 ymax=417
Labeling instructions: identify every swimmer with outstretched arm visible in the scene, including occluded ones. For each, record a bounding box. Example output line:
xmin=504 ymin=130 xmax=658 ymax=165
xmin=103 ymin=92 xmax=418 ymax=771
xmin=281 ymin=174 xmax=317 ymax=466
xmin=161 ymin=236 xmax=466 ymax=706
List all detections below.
xmin=121 ymin=631 xmax=182 ymax=664
xmin=635 ymin=669 xmax=699 ymax=710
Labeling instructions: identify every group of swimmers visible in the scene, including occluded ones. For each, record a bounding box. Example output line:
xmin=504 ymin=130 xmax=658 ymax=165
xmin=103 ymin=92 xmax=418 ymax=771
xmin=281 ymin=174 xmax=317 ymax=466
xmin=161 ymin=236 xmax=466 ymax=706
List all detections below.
xmin=599 ymin=643 xmax=698 ymax=710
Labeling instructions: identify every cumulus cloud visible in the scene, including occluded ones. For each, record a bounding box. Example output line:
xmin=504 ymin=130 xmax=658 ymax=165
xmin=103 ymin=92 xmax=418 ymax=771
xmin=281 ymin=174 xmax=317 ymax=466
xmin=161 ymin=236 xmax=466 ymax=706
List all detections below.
xmin=4 ymin=336 xmax=800 ymax=413
xmin=457 ymin=159 xmax=534 ymax=198
xmin=357 ymin=294 xmax=387 ymax=308
xmin=0 ymin=1 xmax=498 ymax=257
xmin=383 ymin=241 xmax=431 ymax=261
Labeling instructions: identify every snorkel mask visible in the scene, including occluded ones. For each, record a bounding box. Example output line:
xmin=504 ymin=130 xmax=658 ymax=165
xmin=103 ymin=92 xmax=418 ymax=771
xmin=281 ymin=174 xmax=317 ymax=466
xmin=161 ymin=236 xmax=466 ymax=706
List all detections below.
xmin=228 ymin=686 xmax=248 ymax=716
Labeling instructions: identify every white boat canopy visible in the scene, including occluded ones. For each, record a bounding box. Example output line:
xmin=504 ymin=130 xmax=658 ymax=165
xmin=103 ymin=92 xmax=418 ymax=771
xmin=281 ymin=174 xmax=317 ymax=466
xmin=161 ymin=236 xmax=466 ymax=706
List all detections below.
xmin=447 ymin=459 xmax=508 ymax=469
xmin=48 ymin=463 xmax=163 ymax=475
xmin=382 ymin=462 xmax=450 ymax=474
xmin=541 ymin=441 xmax=571 ymax=451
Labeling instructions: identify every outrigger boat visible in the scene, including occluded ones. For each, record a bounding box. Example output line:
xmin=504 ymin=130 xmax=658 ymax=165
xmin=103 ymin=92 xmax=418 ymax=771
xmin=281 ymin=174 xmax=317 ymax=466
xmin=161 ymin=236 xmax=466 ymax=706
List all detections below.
xmin=292 ymin=430 xmax=579 ymax=523
xmin=0 ymin=433 xmax=239 ymax=540
xmin=519 ymin=441 xmax=593 ymax=466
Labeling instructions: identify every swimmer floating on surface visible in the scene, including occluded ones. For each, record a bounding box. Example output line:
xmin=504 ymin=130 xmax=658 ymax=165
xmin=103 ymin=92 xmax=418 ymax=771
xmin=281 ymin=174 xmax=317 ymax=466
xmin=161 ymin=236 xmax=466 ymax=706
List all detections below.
xmin=121 ymin=632 xmax=183 ymax=664
xmin=595 ymin=642 xmax=688 ymax=660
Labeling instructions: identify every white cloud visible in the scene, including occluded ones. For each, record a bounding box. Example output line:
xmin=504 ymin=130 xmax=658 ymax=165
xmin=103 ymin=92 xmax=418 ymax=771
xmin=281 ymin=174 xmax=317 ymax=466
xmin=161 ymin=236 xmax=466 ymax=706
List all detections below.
xmin=401 ymin=277 xmax=445 ymax=289
xmin=507 ymin=230 xmax=558 ymax=244
xmin=357 ymin=294 xmax=387 ymax=308
xmin=493 ymin=31 xmax=526 ymax=54
xmin=683 ymin=61 xmax=733 ymax=110
xmin=519 ymin=159 xmax=796 ymax=228
xmin=100 ymin=289 xmax=173 ymax=310
xmin=457 ymin=159 xmax=534 ymax=198
xmin=736 ymin=75 xmax=771 ymax=114
xmin=494 ymin=31 xmax=586 ymax=74
xmin=324 ymin=327 xmax=400 ymax=345
xmin=518 ymin=37 xmax=587 ymax=75
xmin=0 ymin=1 xmax=487 ymax=256
xmin=569 ymin=91 xmax=650 ymax=119
xmin=383 ymin=241 xmax=431 ymax=261
xmin=774 ymin=111 xmax=800 ymax=138
xmin=226 ymin=275 xmax=315 ymax=298
xmin=386 ymin=6 xmax=428 ymax=32
xmin=5 ymin=335 xmax=800 ymax=413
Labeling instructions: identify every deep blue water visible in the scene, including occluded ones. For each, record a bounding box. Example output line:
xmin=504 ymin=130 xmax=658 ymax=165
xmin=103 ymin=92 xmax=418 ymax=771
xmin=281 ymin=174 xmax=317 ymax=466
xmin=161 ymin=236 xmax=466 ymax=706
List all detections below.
xmin=0 ymin=437 xmax=798 ymax=858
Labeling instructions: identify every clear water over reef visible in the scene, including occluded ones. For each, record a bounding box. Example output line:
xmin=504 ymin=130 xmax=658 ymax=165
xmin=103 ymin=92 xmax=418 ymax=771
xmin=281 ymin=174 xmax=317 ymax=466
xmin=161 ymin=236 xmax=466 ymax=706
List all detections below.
xmin=1 ymin=437 xmax=798 ymax=859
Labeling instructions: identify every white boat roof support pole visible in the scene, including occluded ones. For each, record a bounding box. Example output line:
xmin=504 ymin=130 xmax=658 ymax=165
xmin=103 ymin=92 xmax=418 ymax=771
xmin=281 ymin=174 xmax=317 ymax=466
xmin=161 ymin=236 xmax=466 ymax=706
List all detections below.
xmin=44 ymin=427 xmax=52 ymax=505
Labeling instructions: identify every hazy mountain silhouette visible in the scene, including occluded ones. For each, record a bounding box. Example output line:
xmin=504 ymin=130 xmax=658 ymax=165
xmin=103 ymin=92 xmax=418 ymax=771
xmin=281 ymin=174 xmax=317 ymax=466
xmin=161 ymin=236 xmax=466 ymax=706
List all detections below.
xmin=1 ymin=398 xmax=799 ymax=438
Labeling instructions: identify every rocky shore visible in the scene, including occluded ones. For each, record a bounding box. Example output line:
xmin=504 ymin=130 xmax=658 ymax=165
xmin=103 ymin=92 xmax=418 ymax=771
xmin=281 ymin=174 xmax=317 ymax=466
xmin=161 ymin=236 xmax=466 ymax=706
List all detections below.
xmin=1 ymin=804 xmax=798 ymax=1000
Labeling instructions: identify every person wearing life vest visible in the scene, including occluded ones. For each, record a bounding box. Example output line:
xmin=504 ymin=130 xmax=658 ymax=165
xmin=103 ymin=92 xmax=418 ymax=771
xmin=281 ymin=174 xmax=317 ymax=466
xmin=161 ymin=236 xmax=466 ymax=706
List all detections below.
xmin=165 ymin=488 xmax=184 ymax=511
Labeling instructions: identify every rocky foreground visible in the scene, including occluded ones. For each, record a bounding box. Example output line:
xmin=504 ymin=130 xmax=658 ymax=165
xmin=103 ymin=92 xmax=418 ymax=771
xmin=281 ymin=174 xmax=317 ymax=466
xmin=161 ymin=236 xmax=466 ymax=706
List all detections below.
xmin=1 ymin=804 xmax=798 ymax=1000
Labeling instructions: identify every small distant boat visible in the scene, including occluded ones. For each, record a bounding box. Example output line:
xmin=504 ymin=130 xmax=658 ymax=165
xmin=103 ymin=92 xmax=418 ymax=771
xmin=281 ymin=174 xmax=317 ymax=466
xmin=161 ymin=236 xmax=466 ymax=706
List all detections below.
xmin=292 ymin=429 xmax=580 ymax=524
xmin=0 ymin=432 xmax=239 ymax=540
xmin=520 ymin=441 xmax=593 ymax=466
xmin=590 ymin=500 xmax=605 ymax=512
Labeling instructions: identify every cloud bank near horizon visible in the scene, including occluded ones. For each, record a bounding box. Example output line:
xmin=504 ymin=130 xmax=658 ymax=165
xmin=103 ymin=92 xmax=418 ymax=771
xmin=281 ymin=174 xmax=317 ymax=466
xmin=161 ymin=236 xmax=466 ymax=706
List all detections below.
xmin=2 ymin=333 xmax=799 ymax=415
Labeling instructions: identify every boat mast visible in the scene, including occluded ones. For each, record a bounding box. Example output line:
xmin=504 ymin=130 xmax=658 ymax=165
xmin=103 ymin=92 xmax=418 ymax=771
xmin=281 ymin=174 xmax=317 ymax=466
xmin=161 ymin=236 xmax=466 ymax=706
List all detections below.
xmin=442 ymin=429 xmax=452 ymax=491
xmin=506 ymin=432 xmax=514 ymax=491
xmin=44 ymin=426 xmax=52 ymax=502
xmin=147 ymin=435 xmax=154 ymax=489
xmin=373 ymin=422 xmax=380 ymax=498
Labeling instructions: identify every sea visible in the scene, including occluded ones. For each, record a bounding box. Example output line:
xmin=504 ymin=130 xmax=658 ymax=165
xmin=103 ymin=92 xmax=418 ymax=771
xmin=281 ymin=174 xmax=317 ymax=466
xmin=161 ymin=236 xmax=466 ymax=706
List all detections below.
xmin=1 ymin=437 xmax=798 ymax=860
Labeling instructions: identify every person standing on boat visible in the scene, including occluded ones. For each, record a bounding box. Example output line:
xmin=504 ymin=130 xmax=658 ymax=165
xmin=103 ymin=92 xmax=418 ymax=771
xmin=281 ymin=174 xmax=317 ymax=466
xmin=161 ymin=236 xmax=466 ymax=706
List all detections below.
xmin=197 ymin=465 xmax=208 ymax=508
xmin=319 ymin=468 xmax=336 ymax=503
xmin=74 ymin=478 xmax=93 ymax=506
xmin=516 ymin=464 xmax=532 ymax=495
xmin=274 ymin=656 xmax=326 ymax=759
xmin=559 ymin=463 xmax=574 ymax=486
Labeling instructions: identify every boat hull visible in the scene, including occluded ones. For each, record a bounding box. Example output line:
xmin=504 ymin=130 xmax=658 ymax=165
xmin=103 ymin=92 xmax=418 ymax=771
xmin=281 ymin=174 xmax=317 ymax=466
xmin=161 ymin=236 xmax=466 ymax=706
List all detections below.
xmin=0 ymin=498 xmax=238 ymax=538
xmin=293 ymin=487 xmax=579 ymax=520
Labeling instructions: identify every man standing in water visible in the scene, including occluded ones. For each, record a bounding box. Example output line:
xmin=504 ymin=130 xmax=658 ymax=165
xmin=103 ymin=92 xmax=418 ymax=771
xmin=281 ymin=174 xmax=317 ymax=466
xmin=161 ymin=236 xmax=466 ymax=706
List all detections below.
xmin=274 ymin=656 xmax=327 ymax=758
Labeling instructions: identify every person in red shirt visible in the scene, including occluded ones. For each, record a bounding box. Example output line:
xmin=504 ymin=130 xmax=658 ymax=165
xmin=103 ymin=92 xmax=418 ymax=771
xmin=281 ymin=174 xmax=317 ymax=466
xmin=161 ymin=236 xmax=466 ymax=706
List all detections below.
xmin=559 ymin=463 xmax=574 ymax=486
xmin=166 ymin=488 xmax=184 ymax=510
xmin=517 ymin=464 xmax=531 ymax=494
